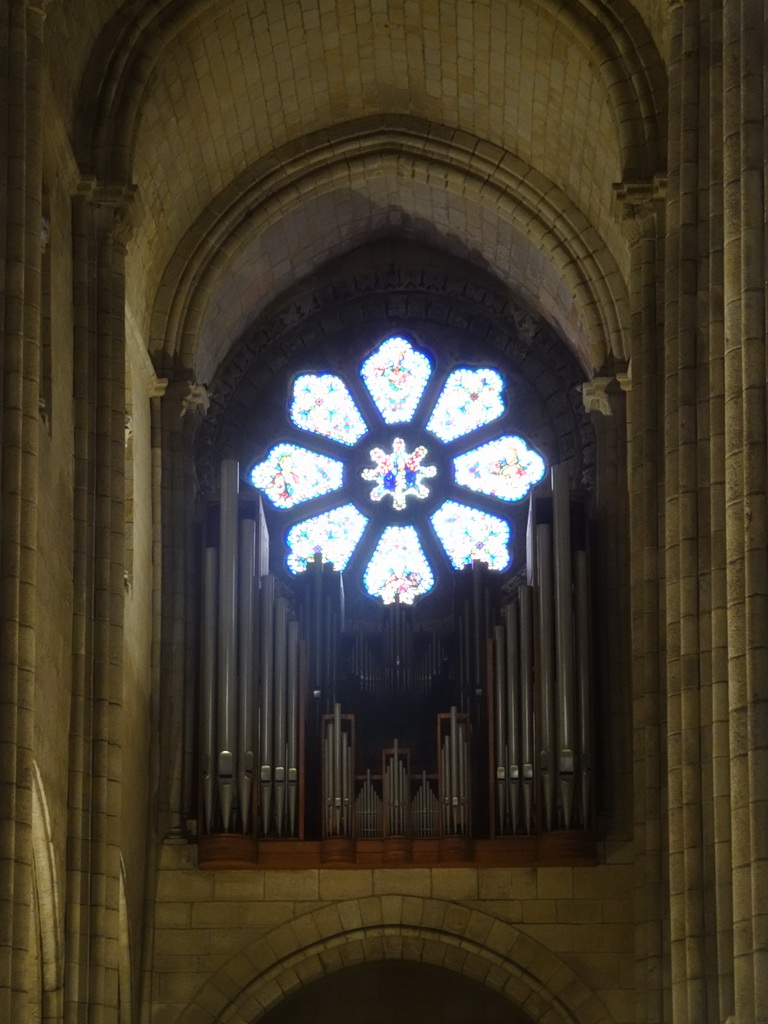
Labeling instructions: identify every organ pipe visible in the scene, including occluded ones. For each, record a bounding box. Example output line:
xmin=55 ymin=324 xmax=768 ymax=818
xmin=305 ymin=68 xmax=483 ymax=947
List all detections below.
xmin=503 ymin=602 xmax=520 ymax=834
xmin=237 ymin=518 xmax=256 ymax=833
xmin=201 ymin=546 xmax=218 ymax=834
xmin=552 ymin=464 xmax=576 ymax=827
xmin=258 ymin=573 xmax=275 ymax=835
xmin=273 ymin=595 xmax=288 ymax=835
xmin=217 ymin=460 xmax=239 ymax=830
xmin=518 ymin=585 xmax=535 ymax=834
xmin=536 ymin=523 xmax=556 ymax=830
xmin=493 ymin=623 xmax=507 ymax=834
xmin=575 ymin=550 xmax=592 ymax=826
xmin=287 ymin=619 xmax=299 ymax=836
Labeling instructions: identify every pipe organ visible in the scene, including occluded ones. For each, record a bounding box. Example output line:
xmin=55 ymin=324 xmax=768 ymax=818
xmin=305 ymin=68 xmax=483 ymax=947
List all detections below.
xmin=198 ymin=461 xmax=594 ymax=862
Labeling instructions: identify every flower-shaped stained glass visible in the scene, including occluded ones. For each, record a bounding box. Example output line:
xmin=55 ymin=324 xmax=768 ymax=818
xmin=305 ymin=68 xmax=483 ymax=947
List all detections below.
xmin=290 ymin=374 xmax=367 ymax=445
xmin=286 ymin=504 xmax=368 ymax=573
xmin=426 ymin=368 xmax=504 ymax=442
xmin=454 ymin=436 xmax=546 ymax=502
xmin=363 ymin=526 xmax=434 ymax=604
xmin=251 ymin=443 xmax=344 ymax=509
xmin=430 ymin=501 xmax=511 ymax=571
xmin=249 ymin=336 xmax=546 ymax=602
xmin=361 ymin=337 xmax=431 ymax=424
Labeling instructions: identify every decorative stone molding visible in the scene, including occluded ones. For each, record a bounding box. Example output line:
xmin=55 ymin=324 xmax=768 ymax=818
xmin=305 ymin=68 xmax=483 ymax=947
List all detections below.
xmin=180 ymin=382 xmax=209 ymax=418
xmin=580 ymin=377 xmax=614 ymax=416
xmin=147 ymin=377 xmax=168 ymax=399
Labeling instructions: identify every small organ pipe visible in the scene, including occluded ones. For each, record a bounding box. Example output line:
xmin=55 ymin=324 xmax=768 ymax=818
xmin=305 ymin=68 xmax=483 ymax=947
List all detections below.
xmin=536 ymin=524 xmax=556 ymax=830
xmin=519 ymin=585 xmax=534 ymax=834
xmin=217 ymin=459 xmax=239 ymax=830
xmin=552 ymin=464 xmax=575 ymax=826
xmin=273 ymin=595 xmax=287 ymax=836
xmin=237 ymin=518 xmax=256 ymax=833
xmin=259 ymin=573 xmax=275 ymax=834
xmin=287 ymin=619 xmax=299 ymax=836
xmin=575 ymin=550 xmax=592 ymax=826
xmin=201 ymin=546 xmax=218 ymax=834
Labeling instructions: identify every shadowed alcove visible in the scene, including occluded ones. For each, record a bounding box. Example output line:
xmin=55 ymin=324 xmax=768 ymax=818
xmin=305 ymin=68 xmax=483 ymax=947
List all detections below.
xmin=261 ymin=960 xmax=532 ymax=1024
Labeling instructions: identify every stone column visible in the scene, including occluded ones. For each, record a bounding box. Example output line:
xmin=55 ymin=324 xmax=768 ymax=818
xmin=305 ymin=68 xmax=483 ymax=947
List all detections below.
xmin=616 ymin=179 xmax=667 ymax=1024
xmin=0 ymin=1 xmax=44 ymax=1018
xmin=157 ymin=379 xmax=202 ymax=841
xmin=721 ymin=1 xmax=768 ymax=1018
xmin=66 ymin=182 xmax=133 ymax=1024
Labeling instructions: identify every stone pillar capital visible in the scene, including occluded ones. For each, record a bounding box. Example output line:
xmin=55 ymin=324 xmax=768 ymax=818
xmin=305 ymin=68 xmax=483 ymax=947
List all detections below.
xmin=613 ymin=177 xmax=667 ymax=243
xmin=75 ymin=178 xmax=140 ymax=252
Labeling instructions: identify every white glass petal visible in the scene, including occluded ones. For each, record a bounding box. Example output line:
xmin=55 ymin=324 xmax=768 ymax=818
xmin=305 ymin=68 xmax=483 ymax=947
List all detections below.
xmin=286 ymin=504 xmax=368 ymax=573
xmin=360 ymin=337 xmax=432 ymax=424
xmin=251 ymin=443 xmax=343 ymax=509
xmin=361 ymin=437 xmax=437 ymax=511
xmin=290 ymin=374 xmax=367 ymax=445
xmin=425 ymin=368 xmax=504 ymax=442
xmin=363 ymin=526 xmax=435 ymax=604
xmin=454 ymin=435 xmax=545 ymax=501
xmin=430 ymin=501 xmax=511 ymax=571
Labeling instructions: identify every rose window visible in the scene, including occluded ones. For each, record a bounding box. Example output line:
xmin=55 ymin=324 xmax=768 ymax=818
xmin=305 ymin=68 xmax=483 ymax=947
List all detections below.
xmin=250 ymin=336 xmax=546 ymax=604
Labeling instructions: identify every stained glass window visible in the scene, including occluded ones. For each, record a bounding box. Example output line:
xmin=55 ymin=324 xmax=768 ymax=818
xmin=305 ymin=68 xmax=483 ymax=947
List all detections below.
xmin=426 ymin=368 xmax=504 ymax=442
xmin=361 ymin=337 xmax=431 ymax=424
xmin=250 ymin=337 xmax=545 ymax=602
xmin=453 ymin=435 xmax=545 ymax=502
xmin=363 ymin=526 xmax=435 ymax=604
xmin=361 ymin=438 xmax=437 ymax=511
xmin=290 ymin=374 xmax=367 ymax=445
xmin=286 ymin=504 xmax=368 ymax=573
xmin=251 ymin=443 xmax=343 ymax=509
xmin=430 ymin=501 xmax=511 ymax=571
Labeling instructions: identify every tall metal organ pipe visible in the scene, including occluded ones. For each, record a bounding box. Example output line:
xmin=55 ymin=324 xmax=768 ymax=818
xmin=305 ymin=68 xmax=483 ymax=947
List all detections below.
xmin=493 ymin=623 xmax=507 ymax=834
xmin=575 ymin=549 xmax=592 ymax=826
xmin=217 ymin=459 xmax=239 ymax=830
xmin=286 ymin=619 xmax=299 ymax=836
xmin=552 ymin=464 xmax=576 ymax=826
xmin=258 ymin=573 xmax=275 ymax=834
xmin=237 ymin=517 xmax=256 ymax=833
xmin=519 ymin=585 xmax=535 ymax=834
xmin=273 ymin=595 xmax=288 ymax=835
xmin=536 ymin=522 xmax=556 ymax=830
xmin=201 ymin=546 xmax=219 ymax=833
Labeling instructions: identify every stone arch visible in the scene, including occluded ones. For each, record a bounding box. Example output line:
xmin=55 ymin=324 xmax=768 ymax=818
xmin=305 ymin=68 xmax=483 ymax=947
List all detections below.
xmin=75 ymin=0 xmax=664 ymax=184
xmin=176 ymin=897 xmax=615 ymax=1024
xmin=30 ymin=761 xmax=64 ymax=1023
xmin=148 ymin=117 xmax=629 ymax=376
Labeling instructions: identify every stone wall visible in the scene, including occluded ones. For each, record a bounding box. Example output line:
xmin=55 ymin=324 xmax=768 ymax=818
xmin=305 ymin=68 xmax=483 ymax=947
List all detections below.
xmin=148 ymin=842 xmax=635 ymax=1024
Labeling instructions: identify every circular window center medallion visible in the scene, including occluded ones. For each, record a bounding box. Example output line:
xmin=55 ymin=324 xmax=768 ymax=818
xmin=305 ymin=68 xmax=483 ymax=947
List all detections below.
xmin=361 ymin=437 xmax=437 ymax=511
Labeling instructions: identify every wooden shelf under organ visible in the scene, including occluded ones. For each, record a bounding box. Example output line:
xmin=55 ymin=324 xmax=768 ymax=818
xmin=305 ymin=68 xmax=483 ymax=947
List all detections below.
xmin=197 ymin=460 xmax=595 ymax=868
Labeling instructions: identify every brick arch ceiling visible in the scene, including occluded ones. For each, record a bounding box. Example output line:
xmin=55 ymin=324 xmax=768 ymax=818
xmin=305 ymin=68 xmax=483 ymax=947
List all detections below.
xmin=59 ymin=0 xmax=665 ymax=378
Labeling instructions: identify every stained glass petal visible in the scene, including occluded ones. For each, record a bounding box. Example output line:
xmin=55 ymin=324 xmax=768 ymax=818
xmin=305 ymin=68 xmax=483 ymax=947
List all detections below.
xmin=360 ymin=337 xmax=432 ymax=424
xmin=290 ymin=374 xmax=367 ymax=445
xmin=251 ymin=443 xmax=343 ymax=509
xmin=286 ymin=504 xmax=368 ymax=574
xmin=425 ymin=368 xmax=505 ymax=442
xmin=363 ymin=526 xmax=435 ymax=604
xmin=430 ymin=501 xmax=511 ymax=571
xmin=453 ymin=435 xmax=545 ymax=502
